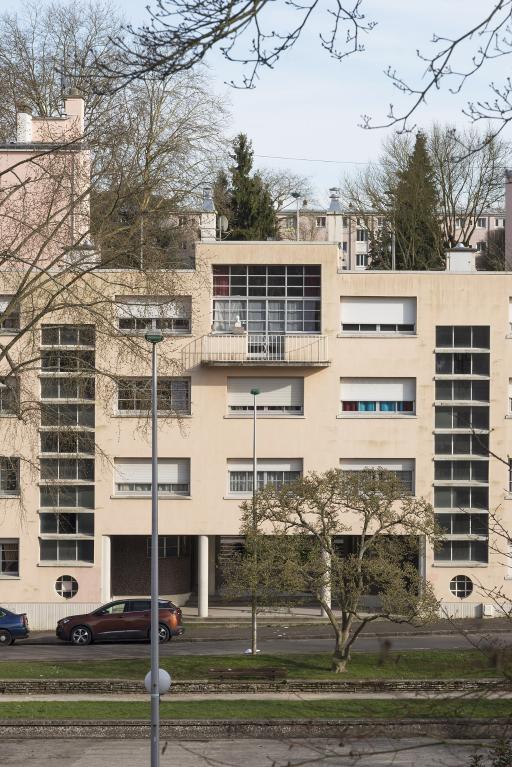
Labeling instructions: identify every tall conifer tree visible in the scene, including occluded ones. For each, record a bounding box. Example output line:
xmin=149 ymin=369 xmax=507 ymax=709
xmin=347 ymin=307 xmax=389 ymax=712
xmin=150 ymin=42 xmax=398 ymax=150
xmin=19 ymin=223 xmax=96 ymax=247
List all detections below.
xmin=227 ymin=133 xmax=277 ymax=240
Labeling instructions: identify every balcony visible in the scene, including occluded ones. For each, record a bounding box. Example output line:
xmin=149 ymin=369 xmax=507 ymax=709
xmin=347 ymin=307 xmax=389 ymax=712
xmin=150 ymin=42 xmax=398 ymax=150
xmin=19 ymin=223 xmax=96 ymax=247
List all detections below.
xmin=198 ymin=333 xmax=330 ymax=366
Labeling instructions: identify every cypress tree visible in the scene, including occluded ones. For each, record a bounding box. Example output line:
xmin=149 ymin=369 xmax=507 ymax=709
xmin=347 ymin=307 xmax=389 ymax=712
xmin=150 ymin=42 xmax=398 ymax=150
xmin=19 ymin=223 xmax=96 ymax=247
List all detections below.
xmin=227 ymin=133 xmax=277 ymax=240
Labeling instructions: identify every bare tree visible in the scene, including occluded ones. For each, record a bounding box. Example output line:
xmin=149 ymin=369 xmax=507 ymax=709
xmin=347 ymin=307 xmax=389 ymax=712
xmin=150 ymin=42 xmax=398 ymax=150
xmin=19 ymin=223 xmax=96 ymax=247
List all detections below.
xmin=257 ymin=169 xmax=315 ymax=212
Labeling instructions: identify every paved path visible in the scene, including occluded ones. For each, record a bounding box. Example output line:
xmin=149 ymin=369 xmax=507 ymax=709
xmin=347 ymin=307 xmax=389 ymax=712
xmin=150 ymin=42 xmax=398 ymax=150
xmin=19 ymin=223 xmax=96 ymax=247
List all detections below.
xmin=0 ymin=737 xmax=496 ymax=766
xmin=2 ymin=631 xmax=510 ymax=660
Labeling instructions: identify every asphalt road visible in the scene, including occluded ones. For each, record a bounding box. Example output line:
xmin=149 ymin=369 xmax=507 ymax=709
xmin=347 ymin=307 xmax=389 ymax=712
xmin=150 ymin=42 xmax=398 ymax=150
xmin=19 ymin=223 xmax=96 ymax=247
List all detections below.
xmin=0 ymin=738 xmax=496 ymax=766
xmin=1 ymin=631 xmax=511 ymax=660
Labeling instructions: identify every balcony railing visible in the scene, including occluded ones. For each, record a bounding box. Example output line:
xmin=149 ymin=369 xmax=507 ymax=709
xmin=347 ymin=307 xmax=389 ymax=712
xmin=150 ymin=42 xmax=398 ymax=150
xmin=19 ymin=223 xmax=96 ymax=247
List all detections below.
xmin=198 ymin=333 xmax=330 ymax=366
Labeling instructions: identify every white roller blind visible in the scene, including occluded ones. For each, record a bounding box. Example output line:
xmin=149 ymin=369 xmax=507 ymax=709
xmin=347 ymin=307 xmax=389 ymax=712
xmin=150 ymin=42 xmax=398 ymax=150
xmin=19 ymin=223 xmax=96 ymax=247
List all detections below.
xmin=340 ymin=378 xmax=416 ymax=400
xmin=0 ymin=296 xmax=13 ymax=313
xmin=340 ymin=458 xmax=414 ymax=472
xmin=115 ymin=458 xmax=190 ymax=484
xmin=509 ymin=299 xmax=512 ymax=324
xmin=228 ymin=378 xmax=304 ymax=408
xmin=227 ymin=458 xmax=303 ymax=473
xmin=341 ymin=297 xmax=416 ymax=324
xmin=117 ymin=296 xmax=191 ymax=319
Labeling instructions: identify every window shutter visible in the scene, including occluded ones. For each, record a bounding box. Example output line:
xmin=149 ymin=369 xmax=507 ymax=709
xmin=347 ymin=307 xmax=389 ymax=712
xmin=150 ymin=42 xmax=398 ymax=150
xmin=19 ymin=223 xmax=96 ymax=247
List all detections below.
xmin=341 ymin=297 xmax=416 ymax=325
xmin=115 ymin=458 xmax=190 ymax=484
xmin=340 ymin=458 xmax=414 ymax=472
xmin=227 ymin=378 xmax=303 ymax=408
xmin=116 ymin=296 xmax=191 ymax=319
xmin=227 ymin=458 xmax=303 ymax=472
xmin=340 ymin=378 xmax=416 ymax=401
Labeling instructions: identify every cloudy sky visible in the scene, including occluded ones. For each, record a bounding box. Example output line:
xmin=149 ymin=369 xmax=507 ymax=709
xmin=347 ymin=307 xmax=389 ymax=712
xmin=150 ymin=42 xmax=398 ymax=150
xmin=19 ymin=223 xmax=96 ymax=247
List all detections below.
xmin=8 ymin=1 xmax=507 ymax=201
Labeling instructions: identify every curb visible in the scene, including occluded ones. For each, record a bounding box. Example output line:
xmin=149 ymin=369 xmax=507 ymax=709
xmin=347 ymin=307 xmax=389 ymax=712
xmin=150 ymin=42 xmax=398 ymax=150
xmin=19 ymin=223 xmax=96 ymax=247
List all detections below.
xmin=0 ymin=718 xmax=510 ymax=739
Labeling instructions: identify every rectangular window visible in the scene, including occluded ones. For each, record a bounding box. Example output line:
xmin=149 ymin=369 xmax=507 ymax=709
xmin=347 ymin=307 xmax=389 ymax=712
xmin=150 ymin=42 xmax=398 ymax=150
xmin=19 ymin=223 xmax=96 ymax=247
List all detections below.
xmin=227 ymin=459 xmax=302 ymax=494
xmin=477 ymin=218 xmax=487 ymax=228
xmin=434 ymin=460 xmax=488 ymax=482
xmin=117 ymin=378 xmax=191 ymax=414
xmin=40 ymin=512 xmax=94 ymax=536
xmin=40 ymin=458 xmax=94 ymax=481
xmin=0 ymin=540 xmax=19 ymax=576
xmin=340 ymin=459 xmax=415 ymax=493
xmin=0 ymin=379 xmax=18 ymax=415
xmin=315 ymin=216 xmax=326 ymax=227
xmin=356 ymin=229 xmax=369 ymax=242
xmin=227 ymin=377 xmax=304 ymax=415
xmin=436 ymin=326 xmax=490 ymax=349
xmin=340 ymin=297 xmax=416 ymax=334
xmin=41 ymin=404 xmax=95 ymax=428
xmin=434 ymin=433 xmax=489 ymax=456
xmin=356 ymin=253 xmax=369 ymax=268
xmin=114 ymin=458 xmax=190 ymax=496
xmin=435 ymin=353 xmax=489 ymax=377
xmin=116 ymin=296 xmax=192 ymax=334
xmin=39 ymin=539 xmax=94 ymax=563
xmin=435 ymin=379 xmax=489 ymax=402
xmin=340 ymin=378 xmax=416 ymax=415
xmin=145 ymin=536 xmax=190 ymax=558
xmin=436 ymin=512 xmax=488 ymax=536
xmin=0 ymin=297 xmax=20 ymax=331
xmin=0 ymin=458 xmax=19 ymax=496
xmin=434 ymin=485 xmax=488 ymax=510
xmin=476 ymin=241 xmax=487 ymax=252
xmin=40 ymin=377 xmax=95 ymax=401
xmin=496 ymin=218 xmax=505 ymax=228
xmin=435 ymin=540 xmax=488 ymax=563
xmin=434 ymin=406 xmax=489 ymax=430
xmin=41 ymin=325 xmax=95 ymax=347
xmin=40 ymin=431 xmax=95 ymax=455
xmin=40 ymin=350 xmax=95 ymax=372
xmin=40 ymin=485 xmax=94 ymax=509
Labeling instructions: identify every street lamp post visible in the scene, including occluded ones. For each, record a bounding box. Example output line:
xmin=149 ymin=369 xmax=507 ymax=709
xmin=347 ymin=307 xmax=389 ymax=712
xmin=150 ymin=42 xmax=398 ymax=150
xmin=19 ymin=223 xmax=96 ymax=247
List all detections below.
xmin=291 ymin=192 xmax=301 ymax=241
xmin=145 ymin=330 xmax=164 ymax=767
xmin=250 ymin=387 xmax=260 ymax=655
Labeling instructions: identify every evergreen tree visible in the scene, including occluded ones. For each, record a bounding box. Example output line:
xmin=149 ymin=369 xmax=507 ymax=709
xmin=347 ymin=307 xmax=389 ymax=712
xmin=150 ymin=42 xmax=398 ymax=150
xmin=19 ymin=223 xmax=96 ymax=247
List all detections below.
xmin=371 ymin=132 xmax=444 ymax=270
xmin=227 ymin=133 xmax=277 ymax=240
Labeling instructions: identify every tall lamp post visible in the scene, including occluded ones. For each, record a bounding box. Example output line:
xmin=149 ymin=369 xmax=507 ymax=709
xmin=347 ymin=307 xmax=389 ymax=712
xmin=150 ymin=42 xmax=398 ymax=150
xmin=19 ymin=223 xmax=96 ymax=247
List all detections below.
xmin=250 ymin=387 xmax=260 ymax=655
xmin=145 ymin=330 xmax=164 ymax=767
xmin=291 ymin=192 xmax=301 ymax=241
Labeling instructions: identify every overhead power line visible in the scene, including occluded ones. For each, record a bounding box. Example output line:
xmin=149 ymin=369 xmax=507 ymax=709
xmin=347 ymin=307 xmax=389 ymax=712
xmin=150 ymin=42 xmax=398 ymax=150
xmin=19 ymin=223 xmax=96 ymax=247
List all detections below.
xmin=254 ymin=153 xmax=370 ymax=165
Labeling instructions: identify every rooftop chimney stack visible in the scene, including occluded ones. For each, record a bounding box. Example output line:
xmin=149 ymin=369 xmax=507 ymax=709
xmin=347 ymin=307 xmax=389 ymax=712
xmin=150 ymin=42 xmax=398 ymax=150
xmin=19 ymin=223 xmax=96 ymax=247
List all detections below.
xmin=63 ymin=89 xmax=85 ymax=137
xmin=445 ymin=243 xmax=477 ymax=272
xmin=16 ymin=107 xmax=33 ymax=143
xmin=328 ymin=187 xmax=342 ymax=213
xmin=200 ymin=186 xmax=217 ymax=241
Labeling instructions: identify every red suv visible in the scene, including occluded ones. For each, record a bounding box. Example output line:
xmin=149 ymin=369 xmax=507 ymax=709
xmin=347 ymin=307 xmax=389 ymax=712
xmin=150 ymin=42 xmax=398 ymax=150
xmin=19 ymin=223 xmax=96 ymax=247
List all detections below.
xmin=56 ymin=599 xmax=184 ymax=645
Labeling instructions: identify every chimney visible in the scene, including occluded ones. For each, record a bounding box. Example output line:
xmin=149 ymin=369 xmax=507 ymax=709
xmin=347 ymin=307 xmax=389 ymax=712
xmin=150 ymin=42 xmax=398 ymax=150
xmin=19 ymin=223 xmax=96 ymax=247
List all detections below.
xmin=16 ymin=107 xmax=32 ymax=143
xmin=445 ymin=243 xmax=477 ymax=272
xmin=328 ymin=187 xmax=342 ymax=213
xmin=200 ymin=186 xmax=217 ymax=241
xmin=63 ymin=89 xmax=85 ymax=137
xmin=505 ymin=170 xmax=512 ymax=269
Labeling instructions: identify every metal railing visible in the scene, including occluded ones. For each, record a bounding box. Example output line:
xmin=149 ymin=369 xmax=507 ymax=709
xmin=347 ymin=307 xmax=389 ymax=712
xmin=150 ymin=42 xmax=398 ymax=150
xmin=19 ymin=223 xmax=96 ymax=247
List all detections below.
xmin=200 ymin=333 xmax=329 ymax=364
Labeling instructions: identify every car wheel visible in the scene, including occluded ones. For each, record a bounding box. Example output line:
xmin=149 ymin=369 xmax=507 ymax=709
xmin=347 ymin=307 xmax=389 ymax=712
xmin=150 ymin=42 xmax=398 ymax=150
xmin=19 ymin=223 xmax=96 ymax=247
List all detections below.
xmin=0 ymin=629 xmax=13 ymax=647
xmin=70 ymin=625 xmax=92 ymax=646
xmin=158 ymin=624 xmax=170 ymax=643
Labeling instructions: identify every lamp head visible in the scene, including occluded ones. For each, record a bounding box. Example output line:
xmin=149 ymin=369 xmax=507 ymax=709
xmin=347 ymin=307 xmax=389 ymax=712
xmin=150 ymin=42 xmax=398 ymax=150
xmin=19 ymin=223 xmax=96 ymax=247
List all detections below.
xmin=250 ymin=388 xmax=260 ymax=396
xmin=145 ymin=331 xmax=164 ymax=344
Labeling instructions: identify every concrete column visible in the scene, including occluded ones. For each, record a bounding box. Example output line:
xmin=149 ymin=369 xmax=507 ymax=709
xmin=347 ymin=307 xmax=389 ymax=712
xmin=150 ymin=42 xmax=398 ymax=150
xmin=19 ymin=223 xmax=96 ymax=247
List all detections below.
xmin=101 ymin=536 xmax=111 ymax=602
xmin=198 ymin=535 xmax=209 ymax=617
xmin=320 ymin=545 xmax=331 ymax=618
xmin=208 ymin=536 xmax=216 ymax=595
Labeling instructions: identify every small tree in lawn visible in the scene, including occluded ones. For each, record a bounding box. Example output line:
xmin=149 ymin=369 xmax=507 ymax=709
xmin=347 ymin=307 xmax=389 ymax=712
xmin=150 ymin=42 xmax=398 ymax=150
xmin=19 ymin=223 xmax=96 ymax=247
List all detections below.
xmin=233 ymin=468 xmax=438 ymax=672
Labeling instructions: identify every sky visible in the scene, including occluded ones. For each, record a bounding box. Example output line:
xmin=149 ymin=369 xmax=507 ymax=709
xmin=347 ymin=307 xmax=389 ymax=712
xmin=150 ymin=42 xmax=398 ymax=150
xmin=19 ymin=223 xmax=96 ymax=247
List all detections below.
xmin=7 ymin=0 xmax=508 ymax=203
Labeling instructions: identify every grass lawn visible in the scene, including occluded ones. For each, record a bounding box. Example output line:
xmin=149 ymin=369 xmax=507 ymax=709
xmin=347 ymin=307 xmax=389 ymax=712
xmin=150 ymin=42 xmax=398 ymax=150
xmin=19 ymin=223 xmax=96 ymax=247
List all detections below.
xmin=0 ymin=650 xmax=504 ymax=680
xmin=0 ymin=698 xmax=510 ymax=720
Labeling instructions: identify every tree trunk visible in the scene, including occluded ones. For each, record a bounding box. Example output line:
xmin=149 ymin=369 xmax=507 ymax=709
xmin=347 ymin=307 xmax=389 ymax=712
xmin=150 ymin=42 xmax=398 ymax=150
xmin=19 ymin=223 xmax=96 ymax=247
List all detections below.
xmin=331 ymin=618 xmax=352 ymax=672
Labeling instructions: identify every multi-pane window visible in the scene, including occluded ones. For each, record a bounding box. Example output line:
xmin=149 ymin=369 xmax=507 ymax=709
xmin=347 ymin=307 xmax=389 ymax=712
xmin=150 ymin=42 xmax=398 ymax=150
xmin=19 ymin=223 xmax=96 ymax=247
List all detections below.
xmin=145 ymin=536 xmax=190 ymax=558
xmin=40 ymin=378 xmax=95 ymax=400
xmin=39 ymin=539 xmax=94 ymax=563
xmin=0 ymin=540 xmax=19 ymax=576
xmin=435 ymin=380 xmax=489 ymax=402
xmin=436 ymin=540 xmax=488 ymax=563
xmin=434 ymin=406 xmax=489 ymax=430
xmin=40 ymin=512 xmax=94 ymax=536
xmin=117 ymin=297 xmax=192 ymax=334
xmin=434 ymin=485 xmax=488 ymax=509
xmin=0 ymin=379 xmax=17 ymax=414
xmin=435 ymin=353 xmax=489 ymax=376
xmin=477 ymin=218 xmax=487 ymax=228
xmin=114 ymin=458 xmax=190 ymax=496
xmin=340 ymin=460 xmax=415 ymax=494
xmin=356 ymin=229 xmax=369 ymax=242
xmin=436 ymin=513 xmax=488 ymax=536
xmin=436 ymin=326 xmax=490 ymax=349
xmin=40 ymin=431 xmax=95 ymax=455
xmin=212 ymin=266 xmax=321 ymax=334
xmin=227 ymin=377 xmax=304 ymax=415
xmin=340 ymin=297 xmax=416 ymax=334
xmin=117 ymin=378 xmax=191 ymax=414
xmin=40 ymin=485 xmax=94 ymax=509
xmin=0 ymin=458 xmax=19 ymax=496
xmin=41 ymin=350 xmax=95 ymax=372
xmin=41 ymin=404 xmax=94 ymax=428
xmin=41 ymin=325 xmax=95 ymax=347
xmin=340 ymin=379 xmax=416 ymax=415
xmin=40 ymin=459 xmax=95 ymax=481
xmin=496 ymin=218 xmax=505 ymax=228
xmin=434 ymin=433 xmax=489 ymax=456
xmin=356 ymin=253 xmax=369 ymax=268
xmin=228 ymin=459 xmax=302 ymax=494
xmin=434 ymin=461 xmax=488 ymax=482
xmin=0 ymin=297 xmax=19 ymax=331
xmin=315 ymin=217 xmax=326 ymax=228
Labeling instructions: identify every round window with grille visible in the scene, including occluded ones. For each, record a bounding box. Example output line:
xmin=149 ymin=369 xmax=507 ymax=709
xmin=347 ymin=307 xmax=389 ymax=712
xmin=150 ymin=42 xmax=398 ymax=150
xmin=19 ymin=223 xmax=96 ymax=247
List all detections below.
xmin=449 ymin=574 xmax=473 ymax=599
xmin=55 ymin=575 xmax=78 ymax=599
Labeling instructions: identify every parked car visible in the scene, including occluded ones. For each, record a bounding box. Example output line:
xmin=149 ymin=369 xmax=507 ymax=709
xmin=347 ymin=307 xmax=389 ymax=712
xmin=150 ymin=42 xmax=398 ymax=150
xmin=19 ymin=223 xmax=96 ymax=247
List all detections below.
xmin=56 ymin=598 xmax=184 ymax=645
xmin=0 ymin=606 xmax=29 ymax=646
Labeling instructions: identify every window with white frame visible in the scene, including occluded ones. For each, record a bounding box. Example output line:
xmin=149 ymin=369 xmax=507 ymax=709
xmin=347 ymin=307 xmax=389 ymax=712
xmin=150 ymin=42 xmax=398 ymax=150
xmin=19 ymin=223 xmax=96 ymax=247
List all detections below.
xmin=114 ymin=458 xmax=190 ymax=496
xmin=40 ymin=512 xmax=94 ymax=536
xmin=356 ymin=229 xmax=368 ymax=242
xmin=41 ymin=350 xmax=95 ymax=372
xmin=40 ymin=430 xmax=95 ymax=455
xmin=39 ymin=539 xmax=94 ymax=563
xmin=356 ymin=253 xmax=369 ymax=268
xmin=40 ymin=458 xmax=94 ymax=481
xmin=476 ymin=241 xmax=487 ymax=252
xmin=0 ymin=379 xmax=17 ymax=415
xmin=434 ymin=433 xmax=489 ymax=456
xmin=116 ymin=296 xmax=192 ymax=334
xmin=0 ymin=458 xmax=19 ymax=496
xmin=340 ymin=459 xmax=415 ymax=493
xmin=41 ymin=377 xmax=95 ymax=401
xmin=227 ymin=459 xmax=302 ymax=494
xmin=340 ymin=297 xmax=416 ymax=334
xmin=435 ymin=379 xmax=489 ymax=403
xmin=40 ymin=485 xmax=94 ymax=509
xmin=41 ymin=404 xmax=95 ymax=428
xmin=455 ymin=218 xmax=465 ymax=229
xmin=434 ymin=406 xmax=489 ymax=430
xmin=315 ymin=216 xmax=326 ymax=228
xmin=0 ymin=297 xmax=19 ymax=331
xmin=117 ymin=377 xmax=191 ymax=414
xmin=434 ymin=485 xmax=488 ymax=509
xmin=435 ymin=539 xmax=488 ymax=563
xmin=434 ymin=460 xmax=488 ymax=483
xmin=41 ymin=325 xmax=95 ymax=347
xmin=496 ymin=218 xmax=505 ymax=228
xmin=340 ymin=378 xmax=416 ymax=415
xmin=477 ymin=217 xmax=487 ymax=228
xmin=227 ymin=377 xmax=304 ymax=416
xmin=0 ymin=539 xmax=19 ymax=576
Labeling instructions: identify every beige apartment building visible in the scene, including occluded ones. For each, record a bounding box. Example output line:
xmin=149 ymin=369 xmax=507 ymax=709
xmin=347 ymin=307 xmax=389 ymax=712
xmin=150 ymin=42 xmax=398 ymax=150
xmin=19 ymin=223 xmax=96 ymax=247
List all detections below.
xmin=1 ymin=239 xmax=512 ymax=626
